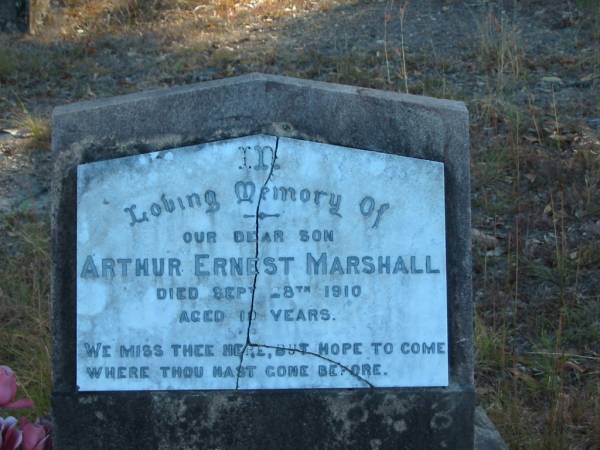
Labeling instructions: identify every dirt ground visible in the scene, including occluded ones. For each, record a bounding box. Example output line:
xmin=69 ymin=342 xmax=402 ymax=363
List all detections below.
xmin=0 ymin=0 xmax=599 ymax=448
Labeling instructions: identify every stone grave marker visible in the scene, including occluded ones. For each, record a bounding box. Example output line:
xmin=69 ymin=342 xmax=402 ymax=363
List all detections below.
xmin=52 ymin=73 xmax=474 ymax=449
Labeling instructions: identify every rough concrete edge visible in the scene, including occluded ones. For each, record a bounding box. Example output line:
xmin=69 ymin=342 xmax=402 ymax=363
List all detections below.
xmin=50 ymin=147 xmax=80 ymax=392
xmin=474 ymin=407 xmax=509 ymax=450
xmin=51 ymin=73 xmax=467 ymax=120
xmin=439 ymin=103 xmax=473 ymax=388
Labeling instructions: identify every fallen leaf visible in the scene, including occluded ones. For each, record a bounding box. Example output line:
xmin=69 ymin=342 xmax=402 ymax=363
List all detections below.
xmin=580 ymin=73 xmax=600 ymax=82
xmin=485 ymin=247 xmax=504 ymax=257
xmin=542 ymin=76 xmax=563 ymax=84
xmin=549 ymin=132 xmax=570 ymax=142
xmin=508 ymin=367 xmax=537 ymax=384
xmin=563 ymin=360 xmax=586 ymax=373
xmin=1 ymin=128 xmax=29 ymax=138
xmin=472 ymin=228 xmax=500 ymax=249
xmin=524 ymin=135 xmax=540 ymax=144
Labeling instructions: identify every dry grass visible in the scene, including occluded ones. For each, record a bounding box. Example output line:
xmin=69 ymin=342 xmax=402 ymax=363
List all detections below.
xmin=0 ymin=48 xmax=17 ymax=82
xmin=44 ymin=0 xmax=339 ymax=36
xmin=471 ymin=78 xmax=600 ymax=448
xmin=475 ymin=8 xmax=525 ymax=87
xmin=0 ymin=214 xmax=52 ymax=419
xmin=13 ymin=110 xmax=51 ymax=151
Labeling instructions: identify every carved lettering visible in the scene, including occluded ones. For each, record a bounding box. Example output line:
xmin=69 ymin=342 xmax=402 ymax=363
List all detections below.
xmin=235 ymin=181 xmax=256 ymax=203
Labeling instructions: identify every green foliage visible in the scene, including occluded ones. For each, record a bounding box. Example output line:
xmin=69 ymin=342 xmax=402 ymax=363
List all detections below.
xmin=563 ymin=296 xmax=600 ymax=351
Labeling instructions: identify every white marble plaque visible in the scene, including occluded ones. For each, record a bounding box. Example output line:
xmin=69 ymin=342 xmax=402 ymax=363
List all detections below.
xmin=76 ymin=135 xmax=448 ymax=391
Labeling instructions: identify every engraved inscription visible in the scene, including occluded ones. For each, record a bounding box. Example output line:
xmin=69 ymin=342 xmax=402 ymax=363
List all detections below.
xmin=76 ymin=135 xmax=448 ymax=391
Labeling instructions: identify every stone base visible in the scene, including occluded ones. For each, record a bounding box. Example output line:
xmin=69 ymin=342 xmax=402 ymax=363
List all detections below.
xmin=53 ymin=387 xmax=474 ymax=450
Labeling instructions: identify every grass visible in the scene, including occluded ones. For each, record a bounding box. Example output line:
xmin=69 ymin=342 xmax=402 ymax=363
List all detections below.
xmin=472 ymin=124 xmax=600 ymax=448
xmin=476 ymin=10 xmax=523 ymax=80
xmin=13 ymin=110 xmax=51 ymax=151
xmin=0 ymin=48 xmax=17 ymax=82
xmin=468 ymin=3 xmax=600 ymax=438
xmin=108 ymin=0 xmax=163 ymax=26
xmin=0 ymin=213 xmax=52 ymax=419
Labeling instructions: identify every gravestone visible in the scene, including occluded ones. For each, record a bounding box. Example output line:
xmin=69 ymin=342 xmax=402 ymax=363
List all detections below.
xmin=0 ymin=0 xmax=27 ymax=32
xmin=52 ymin=73 xmax=474 ymax=449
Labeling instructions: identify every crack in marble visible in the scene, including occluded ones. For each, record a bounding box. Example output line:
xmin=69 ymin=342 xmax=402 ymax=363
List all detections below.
xmin=249 ymin=343 xmax=375 ymax=388
xmin=235 ymin=137 xmax=279 ymax=389
xmin=235 ymin=136 xmax=375 ymax=390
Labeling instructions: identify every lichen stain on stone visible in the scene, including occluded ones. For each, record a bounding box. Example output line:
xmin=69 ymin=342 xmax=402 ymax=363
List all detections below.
xmin=430 ymin=411 xmax=453 ymax=430
xmin=68 ymin=133 xmax=188 ymax=167
xmin=322 ymin=397 xmax=357 ymax=442
xmin=268 ymin=122 xmax=300 ymax=139
xmin=151 ymin=393 xmax=194 ymax=449
xmin=202 ymin=394 xmax=245 ymax=429
xmin=267 ymin=123 xmax=330 ymax=147
xmin=78 ymin=395 xmax=99 ymax=405
xmin=393 ymin=419 xmax=407 ymax=433
xmin=374 ymin=394 xmax=410 ymax=416
xmin=346 ymin=405 xmax=369 ymax=423
xmin=369 ymin=438 xmax=382 ymax=450
xmin=382 ymin=415 xmax=407 ymax=433
xmin=151 ymin=394 xmax=188 ymax=424
xmin=151 ymin=394 xmax=205 ymax=449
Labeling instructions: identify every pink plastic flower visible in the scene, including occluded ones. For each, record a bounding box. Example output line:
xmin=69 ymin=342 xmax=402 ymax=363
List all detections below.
xmin=0 ymin=416 xmax=23 ymax=450
xmin=0 ymin=367 xmax=33 ymax=410
xmin=20 ymin=418 xmax=51 ymax=450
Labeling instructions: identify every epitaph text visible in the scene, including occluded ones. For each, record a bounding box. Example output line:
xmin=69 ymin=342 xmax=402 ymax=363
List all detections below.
xmin=76 ymin=135 xmax=448 ymax=391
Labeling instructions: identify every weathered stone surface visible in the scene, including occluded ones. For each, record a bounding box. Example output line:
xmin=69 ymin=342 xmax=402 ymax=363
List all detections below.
xmin=52 ymin=73 xmax=474 ymax=449
xmin=76 ymin=134 xmax=448 ymax=391
xmin=53 ymin=388 xmax=474 ymax=450
xmin=474 ymin=407 xmax=509 ymax=450
xmin=0 ymin=0 xmax=27 ymax=32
